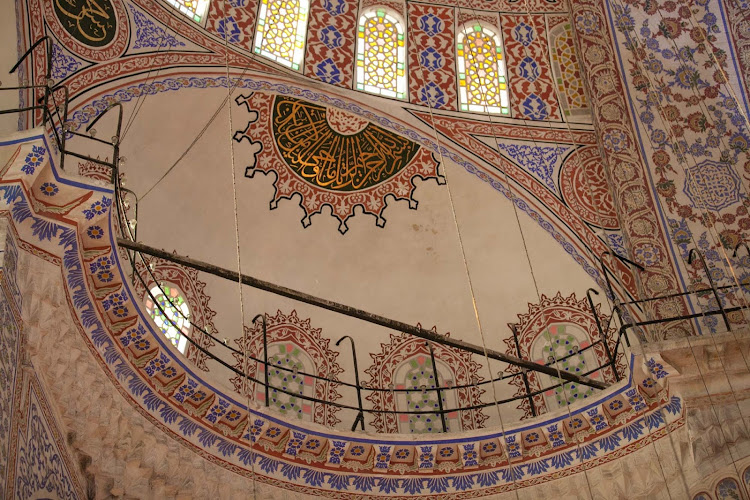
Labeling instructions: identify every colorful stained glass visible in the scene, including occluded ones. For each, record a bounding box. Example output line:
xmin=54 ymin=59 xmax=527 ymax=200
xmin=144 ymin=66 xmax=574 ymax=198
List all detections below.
xmin=403 ymin=357 xmax=448 ymax=433
xmin=254 ymin=0 xmax=309 ymax=70
xmin=264 ymin=343 xmax=310 ymax=420
xmin=145 ymin=285 xmax=190 ymax=353
xmin=457 ymin=24 xmax=509 ymax=114
xmin=356 ymin=9 xmax=406 ymax=99
xmin=541 ymin=325 xmax=594 ymax=407
xmin=716 ymin=478 xmax=741 ymax=500
xmin=551 ymin=24 xmax=589 ymax=118
xmin=164 ymin=0 xmax=209 ymax=23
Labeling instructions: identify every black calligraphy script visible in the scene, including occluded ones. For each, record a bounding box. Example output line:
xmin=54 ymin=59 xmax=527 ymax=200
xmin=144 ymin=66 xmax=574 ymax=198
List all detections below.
xmin=272 ymin=97 xmax=420 ymax=192
xmin=54 ymin=0 xmax=116 ymax=47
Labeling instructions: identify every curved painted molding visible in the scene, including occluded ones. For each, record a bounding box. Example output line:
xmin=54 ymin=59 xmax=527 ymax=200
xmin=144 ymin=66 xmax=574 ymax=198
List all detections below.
xmin=0 ymin=130 xmax=684 ymax=497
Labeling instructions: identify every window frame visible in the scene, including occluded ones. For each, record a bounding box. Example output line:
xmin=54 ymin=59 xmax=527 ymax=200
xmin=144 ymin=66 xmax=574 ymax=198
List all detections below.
xmin=253 ymin=0 xmax=311 ymax=71
xmin=456 ymin=21 xmax=510 ymax=115
xmin=145 ymin=283 xmax=192 ymax=354
xmin=355 ymin=7 xmax=408 ymax=100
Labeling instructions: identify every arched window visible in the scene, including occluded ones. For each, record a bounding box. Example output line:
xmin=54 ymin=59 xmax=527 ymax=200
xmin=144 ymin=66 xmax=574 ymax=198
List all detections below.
xmin=393 ymin=355 xmax=453 ymax=433
xmin=716 ymin=477 xmax=743 ymax=500
xmin=549 ymin=23 xmax=590 ymax=121
xmin=264 ymin=342 xmax=315 ymax=420
xmin=145 ymin=284 xmax=191 ymax=354
xmin=164 ymin=0 xmax=210 ymax=23
xmin=457 ymin=24 xmax=509 ymax=114
xmin=355 ymin=8 xmax=407 ymax=99
xmin=530 ymin=324 xmax=595 ymax=408
xmin=254 ymin=0 xmax=310 ymax=70
xmin=716 ymin=477 xmax=745 ymax=500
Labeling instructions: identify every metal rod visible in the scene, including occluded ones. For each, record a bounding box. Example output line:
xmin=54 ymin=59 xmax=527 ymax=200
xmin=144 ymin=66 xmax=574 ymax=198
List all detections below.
xmin=689 ymin=248 xmax=731 ymax=331
xmin=617 ymin=304 xmax=747 ymax=347
xmin=9 ymin=36 xmax=51 ymax=78
xmin=587 ymin=288 xmax=619 ymax=382
xmin=63 ymin=150 xmax=115 ymax=168
xmin=510 ymin=324 xmax=536 ymax=417
xmin=67 ymin=129 xmax=115 ymax=145
xmin=426 ymin=342 xmax=448 ymax=433
xmin=337 ymin=335 xmax=365 ymax=431
xmin=253 ymin=314 xmax=270 ymax=407
xmin=620 ymin=282 xmax=743 ymax=306
xmin=116 ymin=238 xmax=609 ymax=390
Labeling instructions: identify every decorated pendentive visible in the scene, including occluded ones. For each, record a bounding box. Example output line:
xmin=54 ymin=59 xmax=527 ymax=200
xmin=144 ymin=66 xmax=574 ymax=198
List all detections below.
xmin=233 ymin=92 xmax=443 ymax=233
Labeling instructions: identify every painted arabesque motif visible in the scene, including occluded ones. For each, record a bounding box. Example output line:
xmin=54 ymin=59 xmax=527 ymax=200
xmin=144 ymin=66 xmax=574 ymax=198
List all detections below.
xmin=233 ymin=92 xmax=443 ymax=233
xmin=0 ymin=129 xmax=689 ymax=499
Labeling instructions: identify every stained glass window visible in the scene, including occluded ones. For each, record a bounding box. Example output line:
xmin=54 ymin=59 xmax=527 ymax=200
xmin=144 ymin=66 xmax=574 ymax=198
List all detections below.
xmin=145 ymin=284 xmax=191 ymax=353
xmin=550 ymin=24 xmax=589 ymax=119
xmin=356 ymin=9 xmax=407 ymax=99
xmin=254 ymin=0 xmax=310 ymax=70
xmin=390 ymin=356 xmax=453 ymax=433
xmin=164 ymin=0 xmax=209 ymax=23
xmin=457 ymin=24 xmax=509 ymax=114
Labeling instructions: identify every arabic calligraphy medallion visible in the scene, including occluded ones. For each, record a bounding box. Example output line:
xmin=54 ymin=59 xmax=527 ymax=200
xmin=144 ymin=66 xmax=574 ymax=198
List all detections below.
xmin=44 ymin=0 xmax=128 ymax=61
xmin=54 ymin=0 xmax=117 ymax=47
xmin=235 ymin=92 xmax=443 ymax=233
xmin=272 ymin=96 xmax=421 ymax=192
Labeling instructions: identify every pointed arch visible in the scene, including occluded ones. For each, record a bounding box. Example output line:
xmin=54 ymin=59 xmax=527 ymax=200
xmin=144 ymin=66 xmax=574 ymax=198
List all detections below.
xmin=355 ymin=7 xmax=407 ymax=99
xmin=456 ymin=22 xmax=509 ymax=114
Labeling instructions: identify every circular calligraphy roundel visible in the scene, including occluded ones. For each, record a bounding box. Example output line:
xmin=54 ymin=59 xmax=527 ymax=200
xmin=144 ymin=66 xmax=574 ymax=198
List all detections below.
xmin=560 ymin=146 xmax=619 ymax=230
xmin=46 ymin=0 xmax=128 ymax=61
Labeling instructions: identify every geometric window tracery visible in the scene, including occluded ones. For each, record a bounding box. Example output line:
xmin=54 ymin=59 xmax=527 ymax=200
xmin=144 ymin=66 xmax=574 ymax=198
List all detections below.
xmin=230 ymin=310 xmax=344 ymax=428
xmin=265 ymin=343 xmax=313 ymax=420
xmin=254 ymin=0 xmax=310 ymax=70
xmin=457 ymin=23 xmax=509 ymax=114
xmin=395 ymin=356 xmax=452 ymax=434
xmin=145 ymin=284 xmax=191 ymax=354
xmin=164 ymin=0 xmax=210 ymax=23
xmin=356 ymin=8 xmax=407 ymax=99
xmin=534 ymin=325 xmax=595 ymax=408
xmin=364 ymin=332 xmax=488 ymax=434
xmin=549 ymin=23 xmax=589 ymax=120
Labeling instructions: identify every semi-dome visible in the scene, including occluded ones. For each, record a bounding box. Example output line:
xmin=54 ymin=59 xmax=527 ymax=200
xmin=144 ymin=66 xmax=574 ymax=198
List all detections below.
xmin=1 ymin=0 xmax=750 ymax=496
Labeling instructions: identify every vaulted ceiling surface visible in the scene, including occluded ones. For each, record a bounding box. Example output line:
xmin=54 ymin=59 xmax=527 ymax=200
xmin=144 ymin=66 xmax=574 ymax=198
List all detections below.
xmin=105 ymin=82 xmax=601 ymax=357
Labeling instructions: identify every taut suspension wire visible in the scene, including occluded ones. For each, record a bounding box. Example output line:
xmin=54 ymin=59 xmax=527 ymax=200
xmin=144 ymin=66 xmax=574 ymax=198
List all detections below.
xmin=120 ymin=13 xmax=181 ymax=142
xmin=220 ymin=3 xmax=256 ymax=497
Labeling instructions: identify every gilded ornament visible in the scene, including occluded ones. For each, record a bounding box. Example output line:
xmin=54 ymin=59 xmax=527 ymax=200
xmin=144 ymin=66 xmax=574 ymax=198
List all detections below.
xmin=53 ymin=0 xmax=117 ymax=47
xmin=272 ymin=96 xmax=420 ymax=191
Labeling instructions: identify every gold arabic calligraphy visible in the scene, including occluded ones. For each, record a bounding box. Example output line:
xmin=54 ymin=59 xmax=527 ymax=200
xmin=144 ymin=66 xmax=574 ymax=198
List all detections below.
xmin=54 ymin=0 xmax=116 ymax=47
xmin=272 ymin=97 xmax=420 ymax=192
